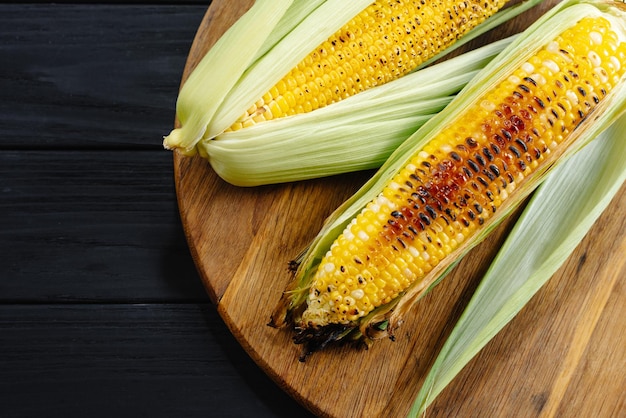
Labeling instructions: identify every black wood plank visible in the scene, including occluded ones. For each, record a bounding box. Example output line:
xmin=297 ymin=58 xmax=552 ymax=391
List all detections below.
xmin=0 ymin=4 xmax=208 ymax=149
xmin=0 ymin=303 xmax=314 ymax=418
xmin=0 ymin=150 xmax=209 ymax=302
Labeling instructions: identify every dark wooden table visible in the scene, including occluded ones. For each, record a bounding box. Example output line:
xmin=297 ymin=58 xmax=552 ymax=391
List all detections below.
xmin=0 ymin=2 xmax=314 ymax=416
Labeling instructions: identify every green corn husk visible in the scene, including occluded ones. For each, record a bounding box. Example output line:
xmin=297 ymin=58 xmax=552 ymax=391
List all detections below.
xmin=163 ymin=0 xmax=543 ymax=184
xmin=409 ymin=110 xmax=626 ymax=417
xmin=270 ymin=0 xmax=626 ymax=348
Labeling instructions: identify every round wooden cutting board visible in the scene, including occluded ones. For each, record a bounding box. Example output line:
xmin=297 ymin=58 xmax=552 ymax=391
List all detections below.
xmin=172 ymin=1 xmax=626 ymax=417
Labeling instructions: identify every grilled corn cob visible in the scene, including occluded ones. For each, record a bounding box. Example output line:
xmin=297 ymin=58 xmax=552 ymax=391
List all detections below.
xmin=228 ymin=0 xmax=508 ymax=132
xmin=164 ymin=0 xmax=536 ymax=167
xmin=270 ymin=0 xmax=626 ymax=356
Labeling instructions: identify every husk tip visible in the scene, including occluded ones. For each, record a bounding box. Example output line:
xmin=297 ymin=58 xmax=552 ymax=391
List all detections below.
xmin=162 ymin=127 xmax=198 ymax=156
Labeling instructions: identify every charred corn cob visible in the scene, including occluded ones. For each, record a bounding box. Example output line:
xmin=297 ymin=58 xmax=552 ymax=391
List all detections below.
xmin=270 ymin=0 xmax=626 ymax=356
xmin=228 ymin=0 xmax=508 ymax=131
xmin=163 ymin=0 xmax=540 ymax=182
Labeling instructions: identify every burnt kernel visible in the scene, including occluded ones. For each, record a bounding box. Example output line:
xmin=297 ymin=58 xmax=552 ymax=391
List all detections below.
xmin=519 ymin=160 xmax=527 ymax=170
xmin=578 ymin=109 xmax=585 ymax=119
xmin=518 ymin=84 xmax=531 ymax=93
xmin=340 ymin=265 xmax=346 ymax=273
xmin=478 ymin=176 xmax=489 ymax=188
xmin=475 ymin=154 xmax=486 ymax=166
xmin=489 ymin=164 xmax=500 ymax=177
xmin=471 ymin=181 xmax=480 ymax=191
xmin=534 ymin=96 xmax=545 ymax=108
xmin=501 ymin=129 xmax=512 ymax=141
xmin=592 ymin=95 xmax=600 ymax=104
xmin=419 ymin=212 xmax=431 ymax=225
xmin=478 ymin=217 xmax=485 ymax=225
xmin=421 ymin=161 xmax=431 ymax=168
xmin=425 ymin=205 xmax=437 ymax=219
xmin=466 ymin=137 xmax=478 ymax=148
xmin=524 ymin=76 xmax=537 ymax=86
xmin=510 ymin=115 xmax=525 ymax=131
xmin=508 ymin=144 xmax=520 ymax=158
xmin=416 ymin=187 xmax=429 ymax=198
xmin=519 ymin=109 xmax=531 ymax=121
xmin=474 ymin=202 xmax=483 ymax=214
xmin=462 ymin=166 xmax=473 ymax=178
xmin=551 ymin=109 xmax=559 ymax=119
xmin=483 ymin=168 xmax=496 ymax=181
xmin=391 ymin=210 xmax=403 ymax=218
xmin=483 ymin=147 xmax=494 ymax=161
xmin=354 ymin=257 xmax=362 ymax=264
xmin=408 ymin=225 xmax=419 ymax=235
xmin=413 ymin=217 xmax=431 ymax=232
xmin=467 ymin=209 xmax=476 ymax=220
xmin=577 ymin=86 xmax=586 ymax=97
xmin=493 ymin=134 xmax=506 ymax=147
xmin=513 ymin=91 xmax=523 ymax=99
xmin=515 ymin=138 xmax=528 ymax=152
xmin=467 ymin=159 xmax=480 ymax=173
xmin=396 ymin=237 xmax=407 ymax=248
xmin=486 ymin=190 xmax=494 ymax=201
xmin=461 ymin=217 xmax=470 ymax=227
xmin=450 ymin=151 xmax=462 ymax=162
xmin=445 ymin=208 xmax=456 ymax=221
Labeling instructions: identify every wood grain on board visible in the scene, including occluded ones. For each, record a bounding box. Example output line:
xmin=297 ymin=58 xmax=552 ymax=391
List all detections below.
xmin=173 ymin=1 xmax=626 ymax=416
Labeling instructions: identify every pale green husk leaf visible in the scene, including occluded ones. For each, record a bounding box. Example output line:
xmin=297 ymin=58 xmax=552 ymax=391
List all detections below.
xmin=162 ymin=0 xmax=294 ymax=155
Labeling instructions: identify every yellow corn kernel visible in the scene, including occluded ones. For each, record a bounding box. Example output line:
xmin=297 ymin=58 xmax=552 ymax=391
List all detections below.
xmin=226 ymin=0 xmax=507 ymax=131
xmin=300 ymin=15 xmax=626 ymax=328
